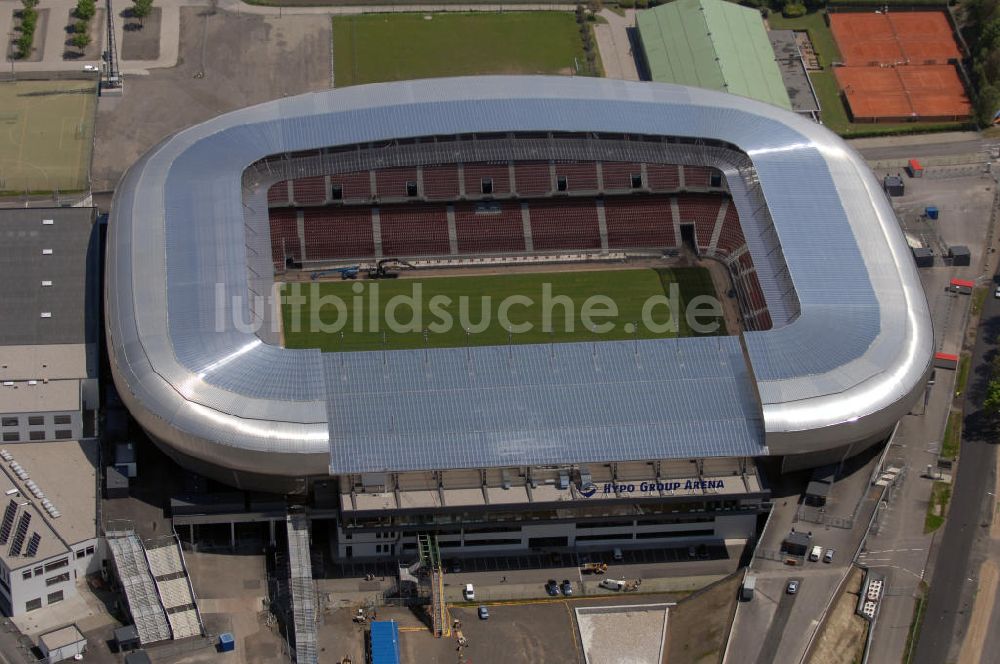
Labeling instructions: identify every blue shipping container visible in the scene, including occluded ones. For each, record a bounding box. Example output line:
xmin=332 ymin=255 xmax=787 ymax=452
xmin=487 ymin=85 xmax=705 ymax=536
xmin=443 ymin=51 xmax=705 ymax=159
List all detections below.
xmin=370 ymin=621 xmax=400 ymax=664
xmin=218 ymin=633 xmax=235 ymax=652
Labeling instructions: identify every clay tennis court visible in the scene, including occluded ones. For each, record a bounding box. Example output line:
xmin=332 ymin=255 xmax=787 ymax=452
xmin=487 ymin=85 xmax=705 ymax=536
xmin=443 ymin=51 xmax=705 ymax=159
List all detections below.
xmin=830 ymin=11 xmax=962 ymax=66
xmin=835 ymin=65 xmax=971 ymax=122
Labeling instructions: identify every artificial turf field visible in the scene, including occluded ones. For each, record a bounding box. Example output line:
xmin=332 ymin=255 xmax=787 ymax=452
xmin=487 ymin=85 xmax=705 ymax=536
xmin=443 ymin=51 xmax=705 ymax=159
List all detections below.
xmin=0 ymin=81 xmax=96 ymax=195
xmin=282 ymin=267 xmax=724 ymax=352
xmin=333 ymin=13 xmax=590 ymax=87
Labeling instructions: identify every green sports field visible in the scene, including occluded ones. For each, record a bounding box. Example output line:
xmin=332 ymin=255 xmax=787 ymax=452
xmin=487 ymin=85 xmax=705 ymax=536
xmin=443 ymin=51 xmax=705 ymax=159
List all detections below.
xmin=0 ymin=80 xmax=96 ymax=195
xmin=282 ymin=268 xmax=725 ymax=352
xmin=333 ymin=13 xmax=593 ymax=87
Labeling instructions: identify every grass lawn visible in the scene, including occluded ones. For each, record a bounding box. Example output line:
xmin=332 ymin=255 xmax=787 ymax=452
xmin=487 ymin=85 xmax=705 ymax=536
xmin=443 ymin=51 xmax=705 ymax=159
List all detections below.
xmin=282 ymin=267 xmax=723 ymax=352
xmin=333 ymin=13 xmax=595 ymax=87
xmin=767 ymin=11 xmax=841 ymax=67
xmin=768 ymin=11 xmax=967 ymax=137
xmin=924 ymin=480 xmax=952 ymax=533
xmin=941 ymin=410 xmax=962 ymax=461
xmin=0 ymin=80 xmax=96 ymax=195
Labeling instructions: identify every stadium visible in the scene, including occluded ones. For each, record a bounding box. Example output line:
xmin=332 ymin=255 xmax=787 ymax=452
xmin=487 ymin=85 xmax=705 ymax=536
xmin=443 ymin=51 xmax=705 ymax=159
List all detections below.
xmin=106 ymin=76 xmax=932 ymax=557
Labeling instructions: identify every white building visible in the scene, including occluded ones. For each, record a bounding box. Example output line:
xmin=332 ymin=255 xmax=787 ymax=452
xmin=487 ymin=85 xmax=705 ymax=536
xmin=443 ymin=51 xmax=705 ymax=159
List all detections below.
xmin=0 ymin=440 xmax=101 ymax=615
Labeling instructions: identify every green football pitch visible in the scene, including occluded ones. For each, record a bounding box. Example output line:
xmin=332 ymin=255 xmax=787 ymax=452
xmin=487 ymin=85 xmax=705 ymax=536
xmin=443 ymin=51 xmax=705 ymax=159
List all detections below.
xmin=0 ymin=80 xmax=96 ymax=195
xmin=333 ymin=13 xmax=592 ymax=87
xmin=281 ymin=268 xmax=725 ymax=352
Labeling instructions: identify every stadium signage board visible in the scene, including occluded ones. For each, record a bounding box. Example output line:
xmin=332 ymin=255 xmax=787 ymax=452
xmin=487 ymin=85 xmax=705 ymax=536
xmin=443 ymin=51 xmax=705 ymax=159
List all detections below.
xmin=580 ymin=479 xmax=727 ymax=497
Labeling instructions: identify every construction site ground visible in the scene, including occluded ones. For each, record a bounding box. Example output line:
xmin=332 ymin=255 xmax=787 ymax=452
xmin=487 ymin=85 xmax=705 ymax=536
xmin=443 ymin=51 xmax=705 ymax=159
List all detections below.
xmin=322 ymin=592 xmax=687 ymax=664
xmin=805 ymin=566 xmax=868 ymax=664
xmin=666 ymin=572 xmax=742 ymax=664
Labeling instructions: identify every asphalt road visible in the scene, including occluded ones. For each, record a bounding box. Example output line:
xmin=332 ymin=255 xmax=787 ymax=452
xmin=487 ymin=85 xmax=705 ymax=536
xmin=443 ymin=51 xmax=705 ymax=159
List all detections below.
xmin=755 ymin=580 xmax=799 ymax=664
xmin=914 ymin=283 xmax=1000 ymax=664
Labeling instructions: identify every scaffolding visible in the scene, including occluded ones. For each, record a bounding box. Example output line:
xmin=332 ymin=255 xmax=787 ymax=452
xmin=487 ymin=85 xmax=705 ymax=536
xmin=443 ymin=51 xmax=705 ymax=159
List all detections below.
xmin=418 ymin=534 xmax=449 ymax=638
xmin=286 ymin=511 xmax=318 ymax=664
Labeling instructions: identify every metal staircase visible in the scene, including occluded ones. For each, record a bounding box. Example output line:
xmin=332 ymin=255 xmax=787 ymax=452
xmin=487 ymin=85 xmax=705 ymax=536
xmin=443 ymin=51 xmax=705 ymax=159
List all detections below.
xmin=418 ymin=533 xmax=449 ymax=638
xmin=286 ymin=511 xmax=318 ymax=664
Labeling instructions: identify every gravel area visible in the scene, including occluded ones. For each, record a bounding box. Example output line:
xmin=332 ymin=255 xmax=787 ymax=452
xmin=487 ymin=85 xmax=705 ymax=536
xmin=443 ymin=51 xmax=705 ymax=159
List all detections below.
xmin=576 ymin=604 xmax=669 ymax=664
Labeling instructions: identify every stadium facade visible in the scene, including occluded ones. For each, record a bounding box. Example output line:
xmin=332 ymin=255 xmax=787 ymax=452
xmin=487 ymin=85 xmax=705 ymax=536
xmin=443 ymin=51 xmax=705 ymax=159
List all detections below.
xmin=107 ymin=77 xmax=932 ymax=556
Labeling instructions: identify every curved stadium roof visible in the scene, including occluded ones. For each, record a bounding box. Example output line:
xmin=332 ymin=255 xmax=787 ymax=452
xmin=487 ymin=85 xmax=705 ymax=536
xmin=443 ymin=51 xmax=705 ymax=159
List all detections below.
xmin=106 ymin=76 xmax=933 ymax=490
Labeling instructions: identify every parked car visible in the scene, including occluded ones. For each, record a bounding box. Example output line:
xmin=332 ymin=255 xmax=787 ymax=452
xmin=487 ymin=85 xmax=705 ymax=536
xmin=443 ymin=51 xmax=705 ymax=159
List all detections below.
xmin=83 ymin=64 xmax=99 ymax=72
xmin=561 ymin=580 xmax=573 ymax=596
xmin=809 ymin=545 xmax=822 ymax=562
xmin=463 ymin=583 xmax=475 ymax=601
xmin=687 ymin=546 xmax=697 ymax=559
xmin=612 ymin=547 xmax=623 ymax=561
xmin=994 ymin=285 xmax=1000 ymax=299
xmin=600 ymin=578 xmax=626 ymax=591
xmin=824 ymin=549 xmax=835 ymax=563
xmin=545 ymin=579 xmax=560 ymax=596
xmin=477 ymin=606 xmax=489 ymax=620
xmin=786 ymin=580 xmax=799 ymax=595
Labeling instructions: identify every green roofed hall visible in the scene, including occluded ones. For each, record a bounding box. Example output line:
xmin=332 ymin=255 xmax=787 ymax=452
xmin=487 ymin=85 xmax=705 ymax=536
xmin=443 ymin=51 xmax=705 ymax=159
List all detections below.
xmin=636 ymin=0 xmax=792 ymax=110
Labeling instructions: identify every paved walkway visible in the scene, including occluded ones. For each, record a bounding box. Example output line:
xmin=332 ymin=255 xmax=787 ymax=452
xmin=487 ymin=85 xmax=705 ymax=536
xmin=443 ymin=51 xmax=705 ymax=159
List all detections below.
xmin=3 ymin=0 xmax=579 ymax=75
xmin=594 ymin=8 xmax=639 ymax=81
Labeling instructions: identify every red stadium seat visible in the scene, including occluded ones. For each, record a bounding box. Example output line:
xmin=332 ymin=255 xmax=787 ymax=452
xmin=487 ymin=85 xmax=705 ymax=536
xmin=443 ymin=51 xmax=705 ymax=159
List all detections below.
xmin=463 ymin=163 xmax=511 ymax=197
xmin=379 ymin=204 xmax=451 ymax=256
xmin=375 ymin=168 xmax=418 ymax=200
xmin=422 ymin=166 xmax=461 ymax=200
xmin=553 ymin=162 xmax=599 ymax=192
xmin=677 ymin=195 xmax=725 ymax=251
xmin=269 ymin=208 xmax=299 ymax=266
xmin=601 ymin=163 xmax=644 ymax=191
xmin=514 ymin=162 xmax=552 ymax=197
xmin=455 ymin=202 xmax=525 ymax=253
xmin=604 ymin=196 xmax=676 ymax=248
xmin=527 ymin=199 xmax=601 ymax=251
xmin=292 ymin=176 xmax=327 ymax=206
xmin=302 ymin=207 xmax=375 ymax=260
xmin=646 ymin=164 xmax=680 ymax=191
xmin=268 ymin=181 xmax=290 ymax=207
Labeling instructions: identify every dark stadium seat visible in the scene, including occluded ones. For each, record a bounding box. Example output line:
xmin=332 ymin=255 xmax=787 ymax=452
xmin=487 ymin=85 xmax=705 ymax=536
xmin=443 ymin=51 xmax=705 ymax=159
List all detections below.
xmin=292 ymin=176 xmax=327 ymax=206
xmin=302 ymin=206 xmax=376 ymax=260
xmin=527 ymin=199 xmax=601 ymax=251
xmin=514 ymin=162 xmax=552 ymax=197
xmin=603 ymin=196 xmax=676 ymax=249
xmin=422 ymin=166 xmax=461 ymax=200
xmin=379 ymin=204 xmax=451 ymax=256
xmin=455 ymin=202 xmax=525 ymax=253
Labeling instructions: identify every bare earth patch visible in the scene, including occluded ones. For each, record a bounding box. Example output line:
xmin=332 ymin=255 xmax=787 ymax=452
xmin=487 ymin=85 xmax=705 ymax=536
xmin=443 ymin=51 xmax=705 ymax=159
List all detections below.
xmin=120 ymin=6 xmax=161 ymax=60
xmin=806 ymin=566 xmax=868 ymax=664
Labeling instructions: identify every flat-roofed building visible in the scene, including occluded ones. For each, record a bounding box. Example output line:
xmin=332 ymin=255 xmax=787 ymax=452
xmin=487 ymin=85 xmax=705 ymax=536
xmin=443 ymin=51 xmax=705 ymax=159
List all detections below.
xmin=0 ymin=440 xmax=101 ymax=615
xmin=0 ymin=208 xmax=99 ymax=445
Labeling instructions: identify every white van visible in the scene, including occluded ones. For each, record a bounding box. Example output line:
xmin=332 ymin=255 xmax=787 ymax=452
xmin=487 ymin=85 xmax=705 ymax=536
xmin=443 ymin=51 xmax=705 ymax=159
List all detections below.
xmin=463 ymin=583 xmax=475 ymax=600
xmin=599 ymin=578 xmax=625 ymax=591
xmin=809 ymin=545 xmax=822 ymax=562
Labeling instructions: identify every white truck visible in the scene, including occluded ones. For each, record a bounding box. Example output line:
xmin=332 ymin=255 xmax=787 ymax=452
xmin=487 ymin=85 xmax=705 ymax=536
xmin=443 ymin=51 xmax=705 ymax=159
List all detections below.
xmin=809 ymin=545 xmax=822 ymax=562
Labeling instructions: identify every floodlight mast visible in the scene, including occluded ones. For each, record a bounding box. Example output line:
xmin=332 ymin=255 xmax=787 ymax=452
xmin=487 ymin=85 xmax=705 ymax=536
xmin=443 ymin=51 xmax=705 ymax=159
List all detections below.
xmin=103 ymin=0 xmax=121 ymax=88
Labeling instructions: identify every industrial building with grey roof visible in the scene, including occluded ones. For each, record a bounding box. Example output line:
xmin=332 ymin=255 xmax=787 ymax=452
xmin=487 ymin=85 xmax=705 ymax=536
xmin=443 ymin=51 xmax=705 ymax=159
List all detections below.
xmin=105 ymin=76 xmax=933 ymax=495
xmin=0 ymin=208 xmax=100 ymax=445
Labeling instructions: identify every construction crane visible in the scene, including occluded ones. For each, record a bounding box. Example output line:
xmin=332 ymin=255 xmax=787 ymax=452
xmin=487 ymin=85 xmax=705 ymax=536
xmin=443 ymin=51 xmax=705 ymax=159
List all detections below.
xmin=309 ymin=266 xmax=360 ymax=281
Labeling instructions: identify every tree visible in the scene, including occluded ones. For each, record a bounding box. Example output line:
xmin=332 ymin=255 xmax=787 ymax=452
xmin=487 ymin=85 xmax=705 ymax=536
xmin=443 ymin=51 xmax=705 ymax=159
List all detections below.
xmin=984 ymin=378 xmax=1000 ymax=417
xmin=132 ymin=0 xmax=153 ymax=25
xmin=976 ymin=83 xmax=1000 ymax=126
xmin=71 ymin=27 xmax=91 ymax=50
xmin=75 ymin=0 xmax=95 ymax=21
xmin=21 ymin=0 xmax=38 ymax=9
